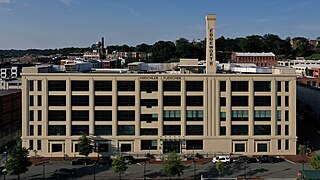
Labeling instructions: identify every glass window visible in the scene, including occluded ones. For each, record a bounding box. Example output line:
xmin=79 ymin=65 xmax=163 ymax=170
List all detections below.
xmin=257 ymin=143 xmax=268 ymax=152
xmin=71 ymin=96 xmax=89 ymax=106
xmin=141 ymin=140 xmax=157 ymax=150
xmin=38 ymin=110 xmax=42 ymax=121
xmin=140 ymin=81 xmax=158 ymax=92
xmin=38 ymin=125 xmax=42 ymax=136
xmin=48 ymin=110 xmax=66 ymax=121
xmin=231 ymin=96 xmax=248 ymax=106
xmin=94 ymin=81 xmax=112 ymax=91
xmin=117 ymin=125 xmax=135 ymax=135
xmin=29 ymin=140 xmax=33 ymax=150
xmin=220 ymin=97 xmax=226 ymax=106
xmin=71 ymin=81 xmax=89 ymax=91
xmin=98 ymin=144 xmax=109 ymax=152
xmin=140 ymin=99 xmax=158 ymax=107
xmin=186 ymin=110 xmax=203 ymax=121
xmin=38 ymin=95 xmax=42 ymax=106
xmin=48 ymin=125 xmax=66 ymax=136
xmin=278 ymin=140 xmax=281 ymax=150
xmin=254 ymin=110 xmax=271 ymax=121
xmin=186 ymin=125 xmax=203 ymax=135
xmin=117 ymin=81 xmax=135 ymax=91
xmin=220 ymin=81 xmax=226 ymax=92
xmin=231 ymin=81 xmax=248 ymax=91
xmin=118 ymin=96 xmax=135 ymax=106
xmin=220 ymin=112 xmax=226 ymax=121
xmin=163 ymin=110 xmax=181 ymax=121
xmin=277 ymin=111 xmax=281 ymax=121
xmin=254 ymin=125 xmax=271 ymax=135
xmin=254 ymin=81 xmax=271 ymax=92
xmin=117 ymin=111 xmax=135 ymax=121
xmin=277 ymin=96 xmax=281 ymax=106
xmin=71 ymin=110 xmax=89 ymax=121
xmin=277 ymin=125 xmax=281 ymax=135
xmin=48 ymin=81 xmax=66 ymax=91
xmin=48 ymin=96 xmax=66 ymax=106
xmin=140 ymin=128 xmax=158 ymax=136
xmin=163 ymin=96 xmax=181 ymax=106
xmin=163 ymin=81 xmax=181 ymax=91
xmin=52 ymin=144 xmax=62 ymax=152
xmin=231 ymin=125 xmax=248 ymax=135
xmin=37 ymin=80 xmax=42 ymax=91
xmin=285 ymin=125 xmax=289 ymax=135
xmin=254 ymin=96 xmax=271 ymax=106
xmin=29 ymin=125 xmax=34 ymax=136
xmin=163 ymin=125 xmax=181 ymax=135
xmin=71 ymin=125 xmax=89 ymax=135
xmin=285 ymin=140 xmax=289 ymax=150
xmin=277 ymin=81 xmax=282 ymax=92
xmin=220 ymin=127 xmax=226 ymax=136
xmin=140 ymin=114 xmax=158 ymax=122
xmin=95 ymin=125 xmax=112 ymax=136
xmin=186 ymin=96 xmax=203 ymax=106
xmin=37 ymin=140 xmax=41 ymax=150
xmin=186 ymin=81 xmax=203 ymax=91
xmin=29 ymin=80 xmax=34 ymax=91
xmin=285 ymin=111 xmax=289 ymax=121
xmin=285 ymin=96 xmax=289 ymax=106
xmin=30 ymin=95 xmax=34 ymax=106
xmin=285 ymin=81 xmax=289 ymax=92
xmin=29 ymin=110 xmax=34 ymax=121
xmin=95 ymin=111 xmax=112 ymax=121
xmin=235 ymin=143 xmax=245 ymax=152
xmin=186 ymin=140 xmax=203 ymax=150
xmin=231 ymin=110 xmax=248 ymax=121
xmin=95 ymin=96 xmax=112 ymax=106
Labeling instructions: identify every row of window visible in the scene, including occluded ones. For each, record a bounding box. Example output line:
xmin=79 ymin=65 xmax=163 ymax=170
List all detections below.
xmin=219 ymin=125 xmax=289 ymax=136
xmin=220 ymin=96 xmax=290 ymax=107
xmin=233 ymin=139 xmax=290 ymax=153
xmin=220 ymin=110 xmax=289 ymax=122
xmin=220 ymin=81 xmax=290 ymax=92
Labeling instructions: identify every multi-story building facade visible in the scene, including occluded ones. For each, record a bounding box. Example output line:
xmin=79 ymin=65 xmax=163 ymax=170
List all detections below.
xmin=21 ymin=14 xmax=297 ymax=157
xmin=231 ymin=52 xmax=277 ymax=67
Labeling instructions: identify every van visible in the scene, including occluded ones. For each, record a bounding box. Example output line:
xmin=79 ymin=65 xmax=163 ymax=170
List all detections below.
xmin=212 ymin=155 xmax=231 ymax=164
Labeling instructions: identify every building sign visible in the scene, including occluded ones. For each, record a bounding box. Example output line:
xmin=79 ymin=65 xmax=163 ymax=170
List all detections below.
xmin=209 ymin=28 xmax=214 ymax=65
xmin=206 ymin=14 xmax=216 ymax=74
xmin=139 ymin=76 xmax=181 ymax=80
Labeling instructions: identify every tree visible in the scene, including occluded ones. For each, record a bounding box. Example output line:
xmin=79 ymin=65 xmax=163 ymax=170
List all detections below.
xmin=77 ymin=133 xmax=92 ymax=157
xmin=111 ymin=155 xmax=128 ymax=180
xmin=311 ymin=153 xmax=320 ymax=170
xmin=161 ymin=152 xmax=185 ymax=179
xmin=299 ymin=144 xmax=307 ymax=155
xmin=215 ymin=160 xmax=225 ymax=177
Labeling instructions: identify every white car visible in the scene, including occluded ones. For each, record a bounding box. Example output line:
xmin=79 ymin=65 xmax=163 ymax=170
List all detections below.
xmin=212 ymin=155 xmax=231 ymax=164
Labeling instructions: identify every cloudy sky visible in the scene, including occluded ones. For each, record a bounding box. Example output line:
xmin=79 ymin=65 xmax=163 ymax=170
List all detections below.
xmin=0 ymin=0 xmax=319 ymax=49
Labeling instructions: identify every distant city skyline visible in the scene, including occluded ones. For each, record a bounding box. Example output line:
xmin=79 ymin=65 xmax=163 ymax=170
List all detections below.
xmin=0 ymin=0 xmax=319 ymax=49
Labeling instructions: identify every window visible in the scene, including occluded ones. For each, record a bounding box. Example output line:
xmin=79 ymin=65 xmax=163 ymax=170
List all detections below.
xmin=52 ymin=144 xmax=62 ymax=152
xmin=71 ymin=125 xmax=89 ymax=135
xmin=48 ymin=81 xmax=66 ymax=91
xmin=38 ymin=95 xmax=42 ymax=106
xmin=48 ymin=110 xmax=66 ymax=121
xmin=186 ymin=81 xmax=203 ymax=91
xmin=37 ymin=80 xmax=42 ymax=91
xmin=140 ymin=114 xmax=158 ymax=122
xmin=277 ymin=111 xmax=281 ymax=121
xmin=140 ymin=99 xmax=158 ymax=107
xmin=71 ymin=81 xmax=89 ymax=91
xmin=163 ymin=110 xmax=181 ymax=121
xmin=285 ymin=96 xmax=289 ymax=106
xmin=254 ymin=81 xmax=271 ymax=92
xmin=186 ymin=125 xmax=203 ymax=135
xmin=72 ymin=110 xmax=89 ymax=121
xmin=163 ymin=96 xmax=181 ymax=106
xmin=118 ymin=96 xmax=135 ymax=106
xmin=30 ymin=125 xmax=34 ymax=136
xmin=186 ymin=140 xmax=203 ymax=150
xmin=30 ymin=95 xmax=34 ymax=106
xmin=234 ymin=143 xmax=245 ymax=152
xmin=277 ymin=125 xmax=281 ymax=135
xmin=277 ymin=81 xmax=282 ymax=92
xmin=48 ymin=96 xmax=66 ymax=106
xmin=38 ymin=110 xmax=42 ymax=121
xmin=117 ymin=81 xmax=135 ymax=91
xmin=231 ymin=125 xmax=248 ymax=135
xmin=231 ymin=96 xmax=248 ymax=106
xmin=285 ymin=111 xmax=289 ymax=121
xmin=220 ymin=127 xmax=226 ymax=136
xmin=254 ymin=110 xmax=271 ymax=121
xmin=140 ymin=129 xmax=158 ymax=136
xmin=186 ymin=110 xmax=203 ymax=121
xmin=220 ymin=97 xmax=226 ymax=106
xmin=231 ymin=110 xmax=248 ymax=121
xmin=278 ymin=140 xmax=281 ymax=150
xmin=29 ymin=140 xmax=34 ymax=150
xmin=71 ymin=96 xmax=89 ymax=106
xmin=29 ymin=110 xmax=34 ymax=121
xmin=141 ymin=140 xmax=157 ymax=150
xmin=37 ymin=140 xmax=41 ymax=150
xmin=95 ymin=111 xmax=112 ymax=121
xmin=95 ymin=125 xmax=112 ymax=136
xmin=231 ymin=81 xmax=248 ymax=91
xmin=220 ymin=81 xmax=226 ymax=92
xmin=186 ymin=96 xmax=203 ymax=106
xmin=254 ymin=125 xmax=271 ymax=135
xmin=140 ymin=81 xmax=158 ymax=92
xmin=285 ymin=125 xmax=289 ymax=135
xmin=254 ymin=96 xmax=271 ymax=106
xmin=118 ymin=125 xmax=135 ymax=135
xmin=277 ymin=96 xmax=281 ymax=106
xmin=285 ymin=81 xmax=289 ymax=92
xmin=163 ymin=125 xmax=181 ymax=135
xmin=163 ymin=81 xmax=181 ymax=91
xmin=48 ymin=125 xmax=66 ymax=136
xmin=98 ymin=144 xmax=109 ymax=152
xmin=257 ymin=143 xmax=268 ymax=152
xmin=117 ymin=111 xmax=135 ymax=121
xmin=285 ymin=140 xmax=289 ymax=150
xmin=29 ymin=80 xmax=34 ymax=91
xmin=94 ymin=81 xmax=112 ymax=91
xmin=38 ymin=125 xmax=42 ymax=136
xmin=95 ymin=96 xmax=112 ymax=106
xmin=220 ymin=112 xmax=226 ymax=121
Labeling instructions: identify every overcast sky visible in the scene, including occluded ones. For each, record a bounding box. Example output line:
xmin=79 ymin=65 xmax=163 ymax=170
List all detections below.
xmin=0 ymin=0 xmax=319 ymax=49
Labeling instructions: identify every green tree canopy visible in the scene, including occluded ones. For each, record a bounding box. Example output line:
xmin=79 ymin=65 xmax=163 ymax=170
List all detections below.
xmin=299 ymin=144 xmax=307 ymax=155
xmin=215 ymin=160 xmax=225 ymax=177
xmin=111 ymin=155 xmax=128 ymax=180
xmin=311 ymin=153 xmax=320 ymax=170
xmin=77 ymin=133 xmax=92 ymax=157
xmin=6 ymin=147 xmax=32 ymax=179
xmin=161 ymin=152 xmax=185 ymax=179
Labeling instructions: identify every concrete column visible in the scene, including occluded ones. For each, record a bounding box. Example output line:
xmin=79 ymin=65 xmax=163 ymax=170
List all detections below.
xmin=158 ymin=79 xmax=163 ymax=136
xmin=181 ymin=78 xmax=186 ymax=136
xmin=135 ymin=78 xmax=140 ymax=136
xmin=203 ymin=78 xmax=208 ymax=137
xmin=271 ymin=79 xmax=276 ymax=136
xmin=226 ymin=79 xmax=231 ymax=136
xmin=66 ymin=78 xmax=71 ymax=137
xmin=112 ymin=78 xmax=118 ymax=137
xmin=248 ymin=78 xmax=254 ymax=137
xmin=215 ymin=79 xmax=220 ymax=137
xmin=89 ymin=78 xmax=95 ymax=136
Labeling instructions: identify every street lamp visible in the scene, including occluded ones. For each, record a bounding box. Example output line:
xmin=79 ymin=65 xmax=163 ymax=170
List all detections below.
xmin=4 ymin=146 xmax=7 ymax=162
xmin=93 ymin=162 xmax=97 ymax=180
xmin=193 ymin=147 xmax=196 ymax=180
xmin=137 ymin=161 xmax=147 ymax=180
xmin=42 ymin=161 xmax=45 ymax=180
xmin=244 ymin=162 xmax=247 ymax=180
xmin=302 ymin=160 xmax=305 ymax=171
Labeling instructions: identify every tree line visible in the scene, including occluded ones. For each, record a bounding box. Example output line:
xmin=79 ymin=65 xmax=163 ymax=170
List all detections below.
xmin=1 ymin=35 xmax=320 ymax=62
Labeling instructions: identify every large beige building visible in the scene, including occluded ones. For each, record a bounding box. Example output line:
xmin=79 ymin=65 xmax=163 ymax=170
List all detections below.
xmin=21 ymin=15 xmax=297 ymax=157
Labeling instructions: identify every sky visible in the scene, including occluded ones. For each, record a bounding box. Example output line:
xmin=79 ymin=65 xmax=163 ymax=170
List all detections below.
xmin=0 ymin=0 xmax=319 ymax=49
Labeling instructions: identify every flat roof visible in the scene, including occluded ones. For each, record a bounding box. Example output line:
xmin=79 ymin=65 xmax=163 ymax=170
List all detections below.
xmin=234 ymin=52 xmax=275 ymax=57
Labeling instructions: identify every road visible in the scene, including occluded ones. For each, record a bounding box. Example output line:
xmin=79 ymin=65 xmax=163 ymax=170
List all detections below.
xmin=1 ymin=160 xmax=311 ymax=180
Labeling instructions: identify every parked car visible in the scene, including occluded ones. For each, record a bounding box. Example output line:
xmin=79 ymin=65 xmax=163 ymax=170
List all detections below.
xmin=212 ymin=155 xmax=231 ymax=164
xmin=53 ymin=168 xmax=74 ymax=178
xmin=234 ymin=156 xmax=257 ymax=164
xmin=97 ymin=156 xmax=112 ymax=165
xmin=71 ymin=158 xmax=94 ymax=165
xmin=123 ymin=155 xmax=136 ymax=164
xmin=256 ymin=155 xmax=283 ymax=164
xmin=0 ymin=166 xmax=7 ymax=175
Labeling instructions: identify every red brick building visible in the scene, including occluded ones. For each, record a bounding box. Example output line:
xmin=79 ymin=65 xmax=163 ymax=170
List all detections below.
xmin=297 ymin=67 xmax=320 ymax=87
xmin=231 ymin=52 xmax=277 ymax=67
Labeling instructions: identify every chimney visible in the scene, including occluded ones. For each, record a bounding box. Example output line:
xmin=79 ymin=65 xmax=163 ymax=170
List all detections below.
xmin=205 ymin=14 xmax=216 ymax=74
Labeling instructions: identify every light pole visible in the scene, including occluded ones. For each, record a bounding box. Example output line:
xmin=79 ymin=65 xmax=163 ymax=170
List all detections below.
xmin=193 ymin=147 xmax=196 ymax=180
xmin=42 ymin=162 xmax=45 ymax=180
xmin=93 ymin=162 xmax=97 ymax=180
xmin=144 ymin=160 xmax=147 ymax=180
xmin=244 ymin=162 xmax=247 ymax=180
xmin=4 ymin=146 xmax=7 ymax=162
xmin=302 ymin=160 xmax=305 ymax=171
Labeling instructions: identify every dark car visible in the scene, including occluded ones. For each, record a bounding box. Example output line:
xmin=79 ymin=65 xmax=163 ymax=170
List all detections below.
xmin=256 ymin=155 xmax=283 ymax=164
xmin=71 ymin=158 xmax=94 ymax=165
xmin=234 ymin=156 xmax=257 ymax=164
xmin=123 ymin=155 xmax=136 ymax=164
xmin=97 ymin=156 xmax=112 ymax=165
xmin=53 ymin=168 xmax=74 ymax=178
xmin=0 ymin=166 xmax=7 ymax=175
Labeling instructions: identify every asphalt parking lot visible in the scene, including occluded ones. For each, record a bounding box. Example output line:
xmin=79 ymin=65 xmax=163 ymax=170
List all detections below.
xmin=1 ymin=158 xmax=312 ymax=180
